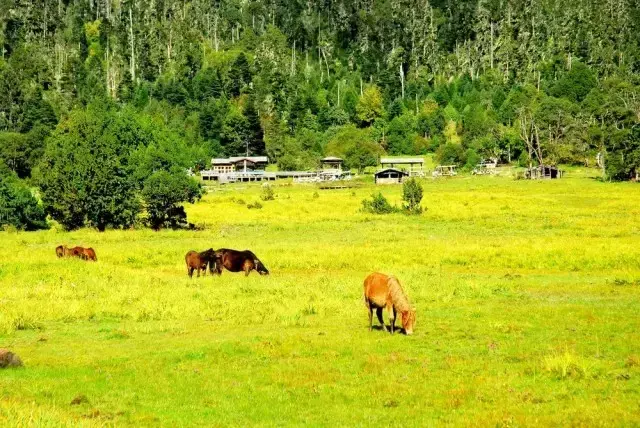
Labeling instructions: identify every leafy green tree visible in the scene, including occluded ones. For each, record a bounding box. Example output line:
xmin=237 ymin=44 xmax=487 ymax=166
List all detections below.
xmin=142 ymin=170 xmax=203 ymax=230
xmin=193 ymin=67 xmax=223 ymax=101
xmin=356 ymin=85 xmax=384 ymax=126
xmin=416 ymin=100 xmax=445 ymax=138
xmin=228 ymin=53 xmax=252 ymax=97
xmin=386 ymin=113 xmax=418 ymax=155
xmin=244 ymin=95 xmax=266 ymax=155
xmin=325 ymin=125 xmax=383 ymax=172
xmin=605 ymin=125 xmax=640 ymax=181
xmin=37 ymin=107 xmax=141 ymax=231
xmin=436 ymin=143 xmax=465 ymax=165
xmin=402 ymin=178 xmax=424 ymax=215
xmin=0 ymin=164 xmax=48 ymax=231
xmin=551 ymin=62 xmax=597 ymax=103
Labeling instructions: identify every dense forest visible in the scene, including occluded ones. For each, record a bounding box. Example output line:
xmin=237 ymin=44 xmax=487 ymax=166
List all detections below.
xmin=1 ymin=0 xmax=640 ymax=229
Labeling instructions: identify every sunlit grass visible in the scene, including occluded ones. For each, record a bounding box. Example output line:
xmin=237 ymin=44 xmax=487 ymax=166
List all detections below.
xmin=1 ymin=172 xmax=639 ymax=425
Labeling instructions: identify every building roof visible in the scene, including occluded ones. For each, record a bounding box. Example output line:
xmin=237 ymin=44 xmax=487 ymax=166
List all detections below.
xmin=375 ymin=168 xmax=409 ymax=176
xmin=229 ymin=156 xmax=269 ymax=163
xmin=212 ymin=158 xmax=233 ymax=165
xmin=212 ymin=156 xmax=269 ymax=165
xmin=321 ymin=156 xmax=344 ymax=162
xmin=380 ymin=157 xmax=425 ymax=164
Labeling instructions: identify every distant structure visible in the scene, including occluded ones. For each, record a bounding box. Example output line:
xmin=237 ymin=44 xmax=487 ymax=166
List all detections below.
xmin=432 ymin=165 xmax=458 ymax=177
xmin=210 ymin=156 xmax=269 ymax=174
xmin=472 ymin=158 xmax=498 ymax=175
xmin=525 ymin=165 xmax=563 ymax=179
xmin=321 ymin=157 xmax=343 ymax=172
xmin=380 ymin=157 xmax=425 ymax=177
xmin=201 ymin=155 xmax=352 ymax=184
xmin=375 ymin=168 xmax=409 ymax=184
xmin=202 ymin=156 xmax=274 ymax=182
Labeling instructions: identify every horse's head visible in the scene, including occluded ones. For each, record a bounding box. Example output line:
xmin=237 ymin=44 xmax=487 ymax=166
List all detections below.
xmin=255 ymin=260 xmax=269 ymax=275
xmin=402 ymin=309 xmax=416 ymax=335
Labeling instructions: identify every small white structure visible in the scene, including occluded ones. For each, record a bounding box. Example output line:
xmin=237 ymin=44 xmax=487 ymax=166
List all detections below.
xmin=472 ymin=159 xmax=498 ymax=175
xmin=432 ymin=165 xmax=457 ymax=177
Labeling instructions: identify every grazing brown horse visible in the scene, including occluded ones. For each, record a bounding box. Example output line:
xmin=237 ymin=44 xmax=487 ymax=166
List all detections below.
xmin=363 ymin=272 xmax=416 ymax=335
xmin=82 ymin=247 xmax=97 ymax=261
xmin=60 ymin=246 xmax=97 ymax=261
xmin=214 ymin=249 xmax=269 ymax=276
xmin=185 ymin=249 xmax=218 ymax=278
xmin=55 ymin=245 xmax=67 ymax=258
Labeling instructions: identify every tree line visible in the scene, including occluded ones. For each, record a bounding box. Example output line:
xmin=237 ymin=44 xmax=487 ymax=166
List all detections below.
xmin=1 ymin=0 xmax=639 ymax=230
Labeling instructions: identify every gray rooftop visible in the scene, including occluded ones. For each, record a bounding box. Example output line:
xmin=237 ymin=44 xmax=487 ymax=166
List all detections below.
xmin=212 ymin=156 xmax=269 ymax=165
xmin=380 ymin=157 xmax=425 ymax=164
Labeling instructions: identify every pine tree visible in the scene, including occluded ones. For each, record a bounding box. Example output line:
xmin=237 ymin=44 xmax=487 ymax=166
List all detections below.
xmin=244 ymin=94 xmax=265 ymax=156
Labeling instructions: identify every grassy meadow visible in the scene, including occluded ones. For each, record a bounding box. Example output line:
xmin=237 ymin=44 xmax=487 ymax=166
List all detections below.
xmin=1 ymin=169 xmax=640 ymax=426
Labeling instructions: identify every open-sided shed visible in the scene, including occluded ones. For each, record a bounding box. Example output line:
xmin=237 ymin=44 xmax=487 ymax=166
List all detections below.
xmin=375 ymin=168 xmax=409 ymax=184
xmin=525 ymin=165 xmax=563 ymax=179
xmin=380 ymin=157 xmax=425 ymax=176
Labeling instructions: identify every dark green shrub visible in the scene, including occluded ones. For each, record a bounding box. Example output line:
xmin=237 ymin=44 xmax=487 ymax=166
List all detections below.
xmin=142 ymin=170 xmax=203 ymax=230
xmin=247 ymin=201 xmax=263 ymax=209
xmin=260 ymin=185 xmax=275 ymax=201
xmin=402 ymin=178 xmax=424 ymax=215
xmin=361 ymin=193 xmax=397 ymax=214
xmin=0 ymin=167 xmax=49 ymax=231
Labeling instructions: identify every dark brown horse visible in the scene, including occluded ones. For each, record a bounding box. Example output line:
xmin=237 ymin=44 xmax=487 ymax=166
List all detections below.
xmin=185 ymin=248 xmax=218 ymax=278
xmin=55 ymin=245 xmax=67 ymax=258
xmin=214 ymin=249 xmax=269 ymax=276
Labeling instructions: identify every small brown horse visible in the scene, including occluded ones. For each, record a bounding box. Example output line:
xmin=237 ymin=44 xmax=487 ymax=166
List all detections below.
xmin=59 ymin=246 xmax=97 ymax=261
xmin=214 ymin=249 xmax=269 ymax=276
xmin=185 ymin=249 xmax=218 ymax=278
xmin=82 ymin=247 xmax=97 ymax=261
xmin=55 ymin=245 xmax=66 ymax=258
xmin=363 ymin=272 xmax=416 ymax=335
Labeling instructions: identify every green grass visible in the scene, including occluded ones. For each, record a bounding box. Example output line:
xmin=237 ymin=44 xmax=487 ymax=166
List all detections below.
xmin=1 ymin=171 xmax=640 ymax=426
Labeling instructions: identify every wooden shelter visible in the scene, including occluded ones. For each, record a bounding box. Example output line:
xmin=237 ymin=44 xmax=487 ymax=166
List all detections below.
xmin=321 ymin=157 xmax=344 ymax=172
xmin=525 ymin=165 xmax=563 ymax=179
xmin=375 ymin=168 xmax=409 ymax=184
xmin=228 ymin=156 xmax=269 ymax=172
xmin=380 ymin=157 xmax=425 ymax=176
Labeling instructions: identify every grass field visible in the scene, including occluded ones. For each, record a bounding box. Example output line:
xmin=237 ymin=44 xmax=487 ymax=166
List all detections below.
xmin=1 ymin=170 xmax=640 ymax=426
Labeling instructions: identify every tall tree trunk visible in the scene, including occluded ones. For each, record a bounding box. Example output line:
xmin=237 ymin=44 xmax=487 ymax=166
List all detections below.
xmin=129 ymin=7 xmax=136 ymax=83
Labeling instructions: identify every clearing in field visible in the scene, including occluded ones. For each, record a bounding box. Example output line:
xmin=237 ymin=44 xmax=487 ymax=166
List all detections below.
xmin=1 ymin=172 xmax=640 ymax=426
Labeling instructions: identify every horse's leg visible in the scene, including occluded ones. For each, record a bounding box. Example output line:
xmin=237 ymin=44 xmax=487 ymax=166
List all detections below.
xmin=366 ymin=302 xmax=373 ymax=331
xmin=188 ymin=267 xmax=194 ymax=278
xmin=389 ymin=306 xmax=396 ymax=334
xmin=376 ymin=308 xmax=387 ymax=332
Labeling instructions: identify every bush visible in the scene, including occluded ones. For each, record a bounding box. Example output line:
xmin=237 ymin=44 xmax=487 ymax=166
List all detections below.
xmin=260 ymin=184 xmax=275 ymax=201
xmin=0 ymin=167 xmax=49 ymax=231
xmin=361 ymin=193 xmax=397 ymax=214
xmin=142 ymin=170 xmax=203 ymax=230
xmin=402 ymin=178 xmax=424 ymax=215
xmin=247 ymin=201 xmax=263 ymax=209
xmin=464 ymin=149 xmax=481 ymax=171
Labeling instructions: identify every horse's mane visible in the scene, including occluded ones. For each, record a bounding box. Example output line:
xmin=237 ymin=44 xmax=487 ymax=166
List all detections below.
xmin=387 ymin=276 xmax=411 ymax=313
